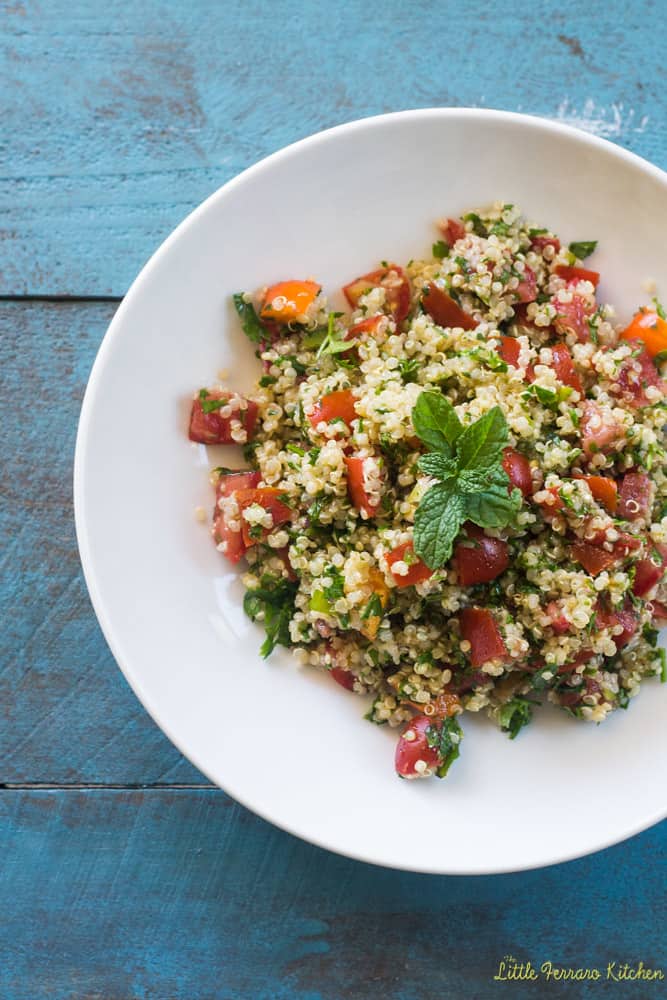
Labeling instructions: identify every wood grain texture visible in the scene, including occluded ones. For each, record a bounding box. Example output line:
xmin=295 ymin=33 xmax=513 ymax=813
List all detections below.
xmin=1 ymin=0 xmax=665 ymax=295
xmin=0 ymin=788 xmax=664 ymax=1000
xmin=0 ymin=302 xmax=206 ymax=783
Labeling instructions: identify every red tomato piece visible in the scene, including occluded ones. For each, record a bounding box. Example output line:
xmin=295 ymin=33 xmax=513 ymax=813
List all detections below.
xmin=558 ymin=649 xmax=596 ymax=675
xmin=459 ymin=607 xmax=507 ymax=667
xmin=215 ymin=470 xmax=261 ymax=501
xmin=395 ymin=715 xmax=443 ymax=779
xmin=454 ymin=525 xmax=509 ymax=586
xmin=422 ymin=282 xmax=478 ymax=331
xmin=559 ymin=677 xmax=601 ymax=707
xmin=530 ymin=235 xmax=561 ymax=254
xmin=580 ymin=401 xmax=622 ymax=458
xmin=550 ymin=343 xmax=583 ymax=393
xmin=616 ymin=348 xmax=665 ymax=408
xmin=515 ymin=265 xmax=537 ymax=303
xmin=632 ymin=543 xmax=667 ymax=597
xmin=345 ymin=455 xmax=381 ymax=518
xmin=596 ymin=604 xmax=639 ymax=650
xmin=618 ymin=473 xmax=653 ymax=521
xmin=308 ymin=390 xmax=358 ymax=431
xmin=234 ymin=487 xmax=292 ymax=547
xmin=572 ymin=474 xmax=618 ymax=513
xmin=385 ymin=542 xmax=433 ymax=587
xmin=555 ymin=264 xmax=600 ymax=287
xmin=546 ymin=602 xmax=571 ymax=635
xmin=620 ymin=308 xmax=667 ymax=358
xmin=211 ymin=471 xmax=262 ymax=564
xmin=342 ymin=265 xmax=411 ymax=324
xmin=502 ymin=448 xmax=532 ymax=497
xmin=498 ymin=336 xmax=536 ymax=381
xmin=439 ymin=217 xmax=466 ymax=244
xmin=651 ymin=600 xmax=667 ymax=623
xmin=189 ymin=392 xmax=259 ymax=445
xmin=553 ymin=295 xmax=595 ymax=342
xmin=346 ymin=314 xmax=386 ymax=341
xmin=570 ymin=542 xmax=619 ymax=576
xmin=330 ymin=666 xmax=355 ymax=691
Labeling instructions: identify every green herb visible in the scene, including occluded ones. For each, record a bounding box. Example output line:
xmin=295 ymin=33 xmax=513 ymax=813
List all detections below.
xmin=243 ymin=575 xmax=298 ymax=657
xmin=468 ymin=347 xmax=508 ymax=372
xmin=323 ymin=566 xmax=345 ymax=603
xmin=211 ymin=466 xmax=237 ymax=476
xmin=233 ymin=293 xmax=265 ymax=343
xmin=426 ymin=716 xmax=463 ymax=778
xmin=536 ymin=291 xmax=550 ymax=304
xmin=361 ymin=592 xmax=384 ymax=621
xmin=259 ymin=375 xmax=277 ymax=387
xmin=463 ymin=212 xmax=487 ymax=237
xmin=498 ymin=697 xmax=533 ymax=739
xmin=568 ymin=240 xmax=598 ymax=260
xmin=286 ymin=443 xmax=305 ymax=457
xmin=309 ymin=590 xmax=330 ymax=614
xmin=432 ymin=240 xmax=450 ymax=259
xmin=454 ymin=255 xmax=470 ymax=273
xmin=653 ymin=297 xmax=666 ymax=321
xmin=411 ymin=392 xmax=521 ymax=568
xmin=528 ymin=227 xmax=548 ymax=237
xmin=198 ymin=389 xmax=228 ymax=414
xmin=398 ymin=357 xmax=421 ymax=384
xmin=316 ymin=312 xmax=356 ymax=359
xmin=489 ymin=220 xmax=510 ymax=237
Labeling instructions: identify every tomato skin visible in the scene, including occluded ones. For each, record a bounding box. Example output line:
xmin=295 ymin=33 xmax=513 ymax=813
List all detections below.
xmin=459 ymin=607 xmax=507 ymax=667
xmin=596 ymin=604 xmax=639 ymax=650
xmin=260 ymin=280 xmax=321 ymax=322
xmin=553 ymin=295 xmax=595 ymax=342
xmin=502 ymin=447 xmax=532 ymax=497
xmin=189 ymin=393 xmax=259 ymax=444
xmin=498 ymin=336 xmax=535 ymax=381
xmin=342 ymin=265 xmax=411 ymax=324
xmin=515 ymin=265 xmax=537 ymax=303
xmin=308 ymin=389 xmax=358 ymax=431
xmin=550 ymin=343 xmax=583 ymax=393
xmin=572 ymin=474 xmax=618 ymax=513
xmin=618 ymin=472 xmax=653 ymax=521
xmin=530 ymin=235 xmax=561 ymax=254
xmin=570 ymin=542 xmax=617 ymax=576
xmin=555 ymin=264 xmax=600 ymax=287
xmin=344 ymin=456 xmax=380 ymax=518
xmin=385 ymin=542 xmax=433 ymax=587
xmin=330 ymin=666 xmax=355 ymax=691
xmin=234 ymin=487 xmax=292 ymax=547
xmin=616 ymin=348 xmax=664 ymax=408
xmin=620 ymin=308 xmax=667 ymax=358
xmin=439 ymin=217 xmax=466 ymax=244
xmin=395 ymin=715 xmax=442 ymax=778
xmin=212 ymin=514 xmax=246 ymax=564
xmin=422 ymin=282 xmax=478 ymax=330
xmin=546 ymin=601 xmax=571 ymax=634
xmin=633 ymin=543 xmax=667 ymax=597
xmin=454 ymin=525 xmax=509 ymax=586
xmin=347 ymin=314 xmax=386 ymax=341
xmin=215 ymin=470 xmax=261 ymax=501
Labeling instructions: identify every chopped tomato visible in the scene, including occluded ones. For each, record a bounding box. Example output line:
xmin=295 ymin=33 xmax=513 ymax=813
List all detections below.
xmin=546 ymin=601 xmax=571 ymax=635
xmin=616 ymin=348 xmax=664 ymax=408
xmin=550 ymin=343 xmax=583 ymax=393
xmin=571 ymin=541 xmax=619 ymax=576
xmin=459 ymin=607 xmax=507 ymax=667
xmin=618 ymin=472 xmax=653 ymax=521
xmin=215 ymin=470 xmax=261 ymax=500
xmin=347 ymin=314 xmax=386 ymax=341
xmin=427 ymin=692 xmax=462 ymax=719
xmin=275 ymin=546 xmax=297 ymax=581
xmin=597 ymin=604 xmax=638 ymax=650
xmin=342 ymin=265 xmax=411 ymax=324
xmin=515 ymin=265 xmax=537 ymax=303
xmin=308 ymin=389 xmax=358 ymax=431
xmin=446 ymin=669 xmax=492 ymax=694
xmin=422 ymin=282 xmax=478 ymax=331
xmin=234 ymin=487 xmax=292 ymax=547
xmin=189 ymin=392 xmax=259 ymax=445
xmin=439 ymin=217 xmax=466 ymax=244
xmin=498 ymin=336 xmax=535 ymax=381
xmin=553 ymin=295 xmax=595 ymax=342
xmin=558 ymin=649 xmax=596 ymax=675
xmin=330 ymin=666 xmax=355 ymax=691
xmin=345 ymin=455 xmax=381 ymax=518
xmin=651 ymin=600 xmax=667 ymax=623
xmin=572 ymin=474 xmax=618 ymax=513
xmin=530 ymin=235 xmax=561 ymax=254
xmin=632 ymin=544 xmax=667 ymax=597
xmin=534 ymin=486 xmax=565 ymax=519
xmin=555 ymin=264 xmax=600 ymax=287
xmin=580 ymin=401 xmax=622 ymax=458
xmin=620 ymin=308 xmax=667 ymax=358
xmin=502 ymin=448 xmax=532 ymax=497
xmin=559 ymin=676 xmax=601 ymax=707
xmin=260 ymin=280 xmax=321 ymax=323
xmin=211 ymin=471 xmax=262 ymax=564
xmin=395 ymin=715 xmax=443 ymax=779
xmin=385 ymin=542 xmax=433 ymax=587
xmin=454 ymin=525 xmax=509 ymax=586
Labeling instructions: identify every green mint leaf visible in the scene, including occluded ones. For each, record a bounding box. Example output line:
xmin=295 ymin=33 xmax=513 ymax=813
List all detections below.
xmin=417 ymin=453 xmax=457 ymax=480
xmin=413 ymin=483 xmax=465 ymax=569
xmin=568 ymin=240 xmax=597 ymax=260
xmin=233 ymin=293 xmax=265 ymax=344
xmin=498 ymin=698 xmax=533 ymax=739
xmin=412 ymin=391 xmax=463 ymax=456
xmin=464 ymin=479 xmax=522 ymax=528
xmin=455 ymin=405 xmax=508 ymax=471
xmin=432 ymin=239 xmax=450 ymax=260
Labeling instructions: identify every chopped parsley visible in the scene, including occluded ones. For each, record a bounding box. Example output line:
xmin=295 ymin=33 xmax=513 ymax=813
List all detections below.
xmin=426 ymin=716 xmax=463 ymax=778
xmin=233 ymin=293 xmax=265 ymax=343
xmin=243 ymin=575 xmax=298 ymax=657
xmin=498 ymin=697 xmax=533 ymax=739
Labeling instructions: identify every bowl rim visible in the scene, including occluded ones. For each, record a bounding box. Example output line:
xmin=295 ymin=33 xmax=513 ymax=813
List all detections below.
xmin=74 ymin=107 xmax=667 ymax=874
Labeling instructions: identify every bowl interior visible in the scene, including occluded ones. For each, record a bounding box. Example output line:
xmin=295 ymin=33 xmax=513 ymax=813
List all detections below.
xmin=75 ymin=110 xmax=667 ymax=873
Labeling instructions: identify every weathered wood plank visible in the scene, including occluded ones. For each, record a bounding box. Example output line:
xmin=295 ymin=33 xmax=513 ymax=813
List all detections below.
xmin=1 ymin=0 xmax=664 ymax=295
xmin=0 ymin=302 xmax=206 ymax=783
xmin=0 ymin=788 xmax=663 ymax=999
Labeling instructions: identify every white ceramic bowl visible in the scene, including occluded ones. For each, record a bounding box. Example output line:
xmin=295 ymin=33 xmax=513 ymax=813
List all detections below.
xmin=75 ymin=109 xmax=667 ymax=874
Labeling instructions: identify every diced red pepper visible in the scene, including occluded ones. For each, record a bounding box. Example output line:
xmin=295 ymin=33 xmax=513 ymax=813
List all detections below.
xmin=498 ymin=336 xmax=535 ymax=381
xmin=553 ymin=295 xmax=595 ymax=342
xmin=616 ymin=348 xmax=665 ymax=408
xmin=439 ymin=217 xmax=466 ymax=244
xmin=422 ymin=282 xmax=478 ymax=331
xmin=345 ymin=455 xmax=380 ymax=518
xmin=555 ymin=264 xmax=600 ymax=287
xmin=308 ymin=390 xmax=358 ymax=431
xmin=580 ymin=401 xmax=622 ymax=457
xmin=189 ymin=392 xmax=259 ymax=445
xmin=550 ymin=343 xmax=583 ymax=393
xmin=618 ymin=472 xmax=653 ymax=521
xmin=515 ymin=265 xmax=537 ymax=303
xmin=620 ymin=308 xmax=667 ymax=358
xmin=459 ymin=607 xmax=507 ymax=667
xmin=572 ymin=474 xmax=618 ymax=513
xmin=454 ymin=525 xmax=509 ymax=586
xmin=385 ymin=542 xmax=433 ymax=587
xmin=502 ymin=447 xmax=532 ymax=497
xmin=342 ymin=266 xmax=411 ymax=324
xmin=234 ymin=487 xmax=292 ymax=547
xmin=395 ymin=715 xmax=444 ymax=779
xmin=530 ymin=235 xmax=561 ymax=254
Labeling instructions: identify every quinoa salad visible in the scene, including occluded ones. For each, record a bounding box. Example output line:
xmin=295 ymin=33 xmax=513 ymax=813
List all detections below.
xmin=187 ymin=204 xmax=667 ymax=781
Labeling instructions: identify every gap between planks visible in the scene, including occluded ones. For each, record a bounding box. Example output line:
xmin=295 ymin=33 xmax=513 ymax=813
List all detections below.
xmin=0 ymin=295 xmax=123 ymax=303
xmin=0 ymin=783 xmax=213 ymax=790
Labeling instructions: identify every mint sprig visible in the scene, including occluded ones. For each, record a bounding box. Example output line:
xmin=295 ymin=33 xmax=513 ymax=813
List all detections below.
xmin=412 ymin=391 xmax=522 ymax=569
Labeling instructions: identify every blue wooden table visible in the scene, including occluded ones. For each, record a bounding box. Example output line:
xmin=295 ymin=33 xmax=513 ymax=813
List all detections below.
xmin=2 ymin=2 xmax=665 ymax=996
